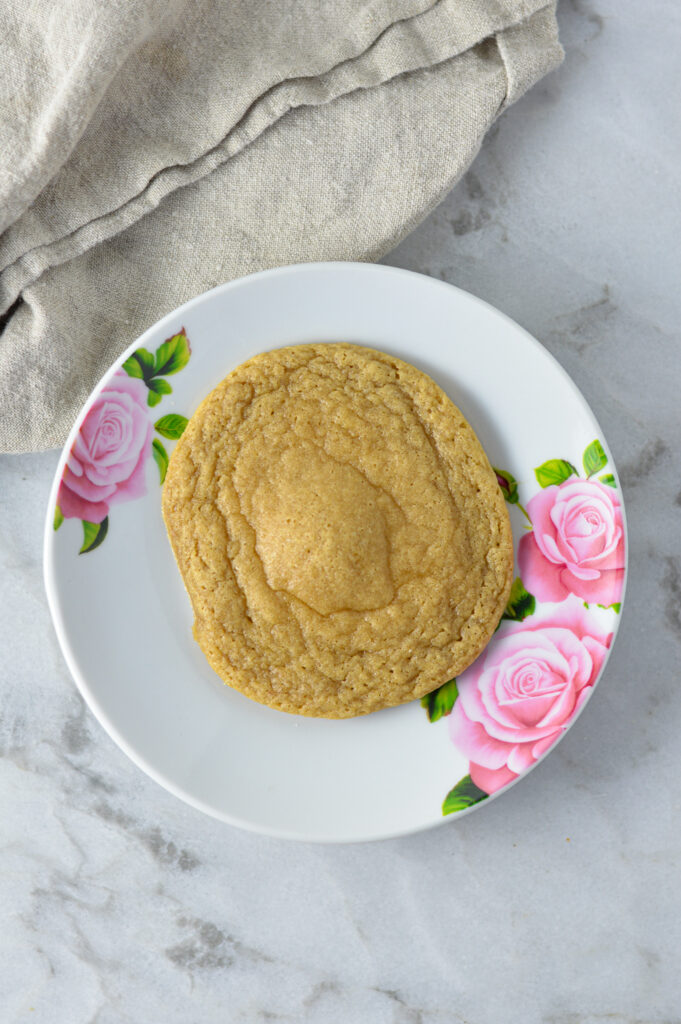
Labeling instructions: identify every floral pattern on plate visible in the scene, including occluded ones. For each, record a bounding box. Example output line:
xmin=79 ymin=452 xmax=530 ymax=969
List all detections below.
xmin=422 ymin=440 xmax=625 ymax=815
xmin=53 ymin=329 xmax=192 ymax=553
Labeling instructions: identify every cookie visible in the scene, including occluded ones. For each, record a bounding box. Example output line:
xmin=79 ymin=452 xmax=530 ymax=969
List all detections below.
xmin=162 ymin=344 xmax=513 ymax=717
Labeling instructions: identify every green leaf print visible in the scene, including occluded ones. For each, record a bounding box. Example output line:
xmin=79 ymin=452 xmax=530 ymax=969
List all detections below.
xmin=154 ymin=414 xmax=188 ymax=440
xmin=442 ymin=775 xmax=488 ymax=816
xmin=501 ymin=577 xmax=536 ymax=623
xmin=421 ymin=678 xmax=459 ymax=722
xmin=534 ymin=459 xmax=578 ymax=488
xmin=583 ymin=439 xmax=607 ymax=478
xmin=153 ymin=329 xmax=191 ymax=376
xmin=79 ymin=517 xmax=109 ymax=554
xmin=122 ymin=347 xmax=155 ymax=381
xmin=152 ymin=439 xmax=169 ymax=484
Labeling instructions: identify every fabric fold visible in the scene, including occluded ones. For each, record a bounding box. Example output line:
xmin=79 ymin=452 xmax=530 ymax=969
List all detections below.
xmin=0 ymin=0 xmax=557 ymax=311
xmin=0 ymin=0 xmax=562 ymax=452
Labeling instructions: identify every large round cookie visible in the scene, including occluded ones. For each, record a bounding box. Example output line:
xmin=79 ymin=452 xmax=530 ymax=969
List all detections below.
xmin=162 ymin=344 xmax=513 ymax=718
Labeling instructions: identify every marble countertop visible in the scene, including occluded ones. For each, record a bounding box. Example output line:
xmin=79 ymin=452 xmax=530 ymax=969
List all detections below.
xmin=2 ymin=2 xmax=680 ymax=1021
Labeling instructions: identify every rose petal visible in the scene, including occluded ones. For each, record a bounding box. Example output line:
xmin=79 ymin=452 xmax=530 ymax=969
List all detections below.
xmin=579 ymin=526 xmax=625 ymax=571
xmin=529 ymin=488 xmax=575 ymax=563
xmin=561 ymin=498 xmax=607 ymax=537
xmin=66 ymin=453 xmax=83 ymax=476
xmin=483 ymin=629 xmax=566 ymax=673
xmin=540 ymin=530 xmax=572 ymax=565
xmin=535 ymin=679 xmax=578 ymax=730
xmin=506 ymin=741 xmax=540 ymax=774
xmin=449 ymin=703 xmax=512 ymax=769
xmin=573 ymin=685 xmax=595 ymax=714
xmin=85 ymin=451 xmax=140 ymax=487
xmin=581 ymin=637 xmax=611 ymax=686
xmin=110 ymin=422 xmax=153 ymax=505
xmin=518 ymin=533 xmax=570 ymax=603
xmin=61 ymin=467 xmax=117 ymax=503
xmin=526 ymin=485 xmax=562 ymax=538
xmin=559 ymin=566 xmax=624 ymax=606
xmin=73 ymin=405 xmax=104 ymax=462
xmin=58 ymin=480 xmax=109 ymax=523
xmin=541 ymin=627 xmax=594 ymax=686
xmin=568 ymin=528 xmax=607 ymax=563
xmin=531 ymin=731 xmax=563 ymax=760
xmin=469 ymin=762 xmax=518 ymax=795
xmin=506 ymin=693 xmax=562 ymax=729
xmin=564 ymin=562 xmax=601 ymax=581
xmin=558 ymin=493 xmax=613 ymax=543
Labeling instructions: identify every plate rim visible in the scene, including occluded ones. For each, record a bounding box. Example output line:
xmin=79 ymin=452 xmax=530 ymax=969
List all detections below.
xmin=43 ymin=261 xmax=629 ymax=843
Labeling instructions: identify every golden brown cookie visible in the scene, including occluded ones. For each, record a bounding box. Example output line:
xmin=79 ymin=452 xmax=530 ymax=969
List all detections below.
xmin=162 ymin=344 xmax=513 ymax=717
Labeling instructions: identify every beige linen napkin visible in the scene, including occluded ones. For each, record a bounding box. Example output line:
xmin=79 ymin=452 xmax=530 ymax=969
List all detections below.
xmin=0 ymin=0 xmax=562 ymax=452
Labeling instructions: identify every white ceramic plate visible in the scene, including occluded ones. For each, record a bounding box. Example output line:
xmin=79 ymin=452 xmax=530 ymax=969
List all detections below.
xmin=44 ymin=264 xmax=627 ymax=842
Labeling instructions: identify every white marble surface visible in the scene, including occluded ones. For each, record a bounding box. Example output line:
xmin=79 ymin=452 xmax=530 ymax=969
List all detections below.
xmin=2 ymin=1 xmax=680 ymax=1020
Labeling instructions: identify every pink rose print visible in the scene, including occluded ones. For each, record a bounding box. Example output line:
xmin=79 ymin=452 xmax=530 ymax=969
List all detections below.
xmin=518 ymin=478 xmax=625 ymax=606
xmin=58 ymin=371 xmax=153 ymax=524
xmin=54 ymin=329 xmax=192 ymax=552
xmin=449 ymin=600 xmax=612 ymax=795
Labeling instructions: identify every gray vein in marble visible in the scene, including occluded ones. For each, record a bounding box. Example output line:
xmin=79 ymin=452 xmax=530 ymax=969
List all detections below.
xmin=448 ymin=172 xmax=494 ymax=238
xmin=566 ymin=0 xmax=604 ymax=39
xmin=303 ymin=981 xmax=341 ymax=1011
xmin=93 ymin=800 xmax=201 ymax=873
xmin=171 ymin=914 xmax=274 ymax=972
xmin=619 ymin=437 xmax=670 ymax=489
xmin=662 ymin=557 xmax=681 ymax=638
xmin=445 ymin=143 xmax=511 ymax=246
xmin=546 ymin=284 xmax=615 ymax=354
xmin=373 ymin=987 xmax=427 ymax=1024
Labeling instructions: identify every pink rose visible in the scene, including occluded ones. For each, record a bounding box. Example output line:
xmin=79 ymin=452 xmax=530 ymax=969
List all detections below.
xmin=58 ymin=371 xmax=153 ymax=524
xmin=450 ymin=601 xmax=612 ymax=794
xmin=518 ymin=479 xmax=625 ymax=606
